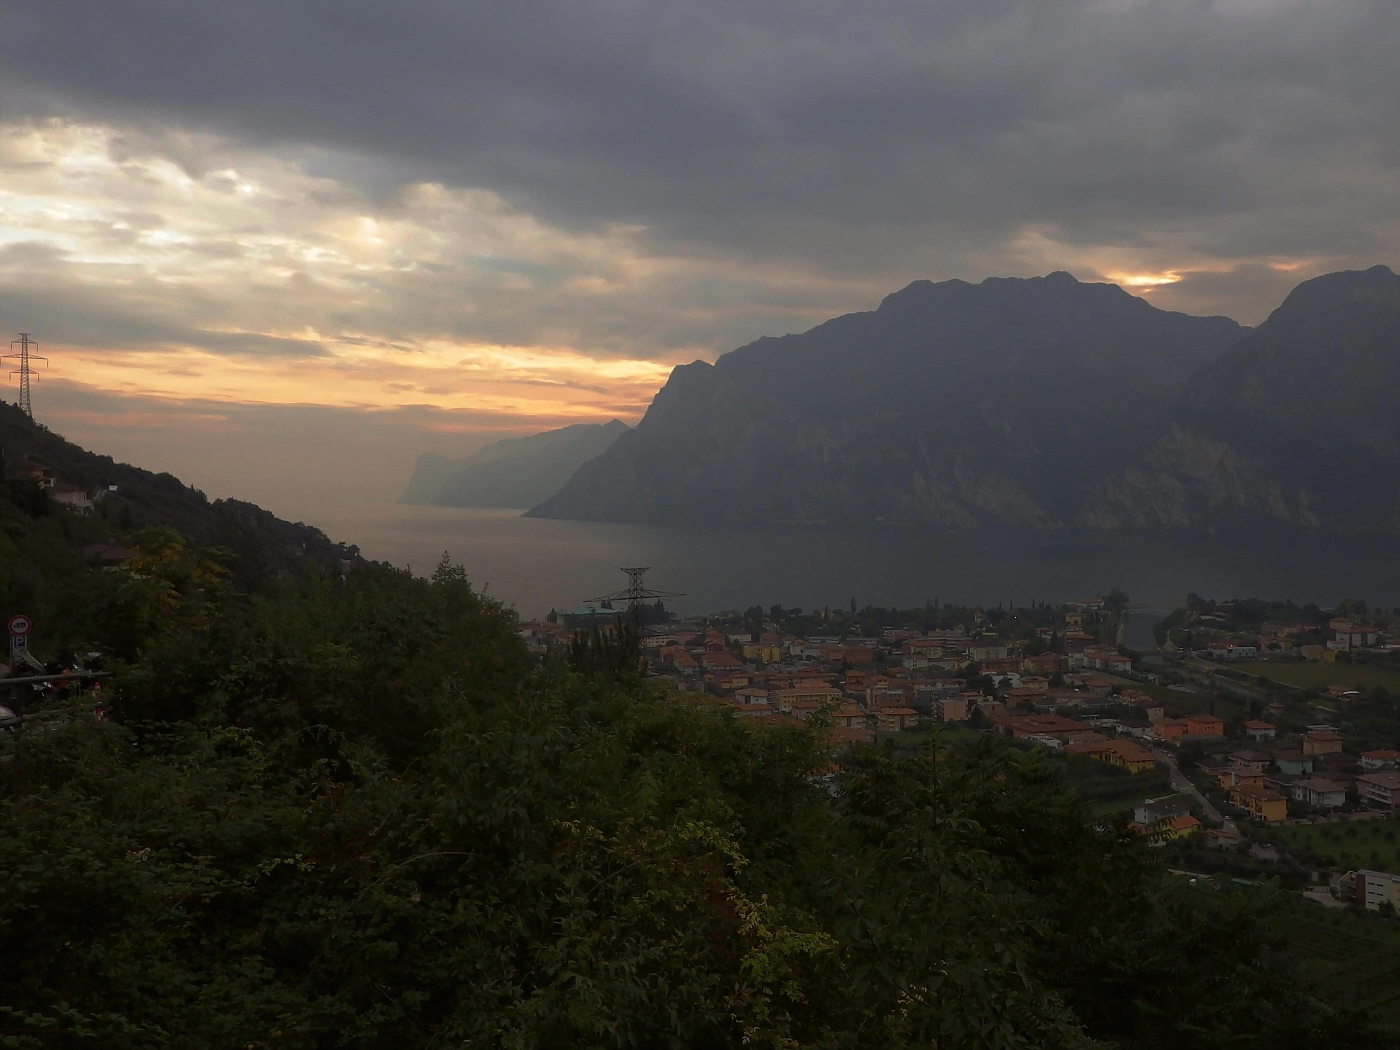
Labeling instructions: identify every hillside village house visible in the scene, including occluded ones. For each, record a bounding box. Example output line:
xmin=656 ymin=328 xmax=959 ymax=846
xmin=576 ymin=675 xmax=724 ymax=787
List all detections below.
xmin=1328 ymin=619 xmax=1381 ymax=651
xmin=1350 ymin=869 xmax=1400 ymax=912
xmin=1066 ymin=738 xmax=1157 ymax=773
xmin=934 ymin=696 xmax=970 ymax=722
xmin=1228 ymin=784 xmax=1288 ymax=823
xmin=1290 ymin=777 xmax=1346 ymax=809
xmin=1360 ymin=750 xmax=1400 ymax=771
xmin=1358 ymin=771 xmax=1400 ymax=809
xmin=1272 ymin=749 xmax=1314 ymax=776
xmin=1243 ymin=720 xmax=1277 ymax=741
xmin=51 ymin=481 xmax=93 ymax=513
xmin=876 ymin=707 xmax=920 ymax=733
xmin=1184 ymin=714 xmax=1225 ymax=737
xmin=1230 ymin=750 xmax=1272 ymax=776
xmin=1302 ymin=728 xmax=1345 ymax=756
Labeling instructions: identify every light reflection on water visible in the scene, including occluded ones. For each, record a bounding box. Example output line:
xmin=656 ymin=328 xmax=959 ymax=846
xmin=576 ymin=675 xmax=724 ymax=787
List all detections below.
xmin=308 ymin=503 xmax=1400 ymax=622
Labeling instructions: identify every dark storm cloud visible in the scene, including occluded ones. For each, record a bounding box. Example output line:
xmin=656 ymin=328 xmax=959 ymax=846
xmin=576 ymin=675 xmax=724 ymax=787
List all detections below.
xmin=2 ymin=0 xmax=1397 ymax=280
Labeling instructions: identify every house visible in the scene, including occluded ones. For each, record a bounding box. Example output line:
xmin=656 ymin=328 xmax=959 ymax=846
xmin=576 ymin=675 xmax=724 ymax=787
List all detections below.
xmin=701 ymin=651 xmax=743 ymax=672
xmin=51 ymin=481 xmax=93 ymax=513
xmin=1329 ymin=620 xmax=1380 ymax=651
xmin=1228 ymin=785 xmax=1288 ymax=823
xmin=776 ymin=682 xmax=842 ymax=711
xmin=1152 ymin=718 xmax=1188 ymax=741
xmin=733 ymin=687 xmax=771 ymax=705
xmin=1133 ymin=796 xmax=1192 ymax=827
xmin=1217 ymin=769 xmax=1265 ymax=791
xmin=988 ymin=712 xmax=1085 ymax=741
xmin=1067 ymin=739 xmax=1158 ymax=773
xmin=1230 ymin=750 xmax=1272 ymax=776
xmin=1352 ymin=869 xmax=1400 ymax=912
xmin=1302 ymin=729 xmax=1344 ymax=756
xmin=1183 ymin=714 xmax=1225 ymax=738
xmin=834 ymin=704 xmax=869 ymax=729
xmin=934 ymin=696 xmax=969 ymax=722
xmin=1358 ymin=771 xmax=1400 ymax=809
xmin=1117 ymin=691 xmax=1164 ymax=721
xmin=1243 ymin=720 xmax=1277 ymax=742
xmin=1290 ymin=777 xmax=1346 ymax=809
xmin=1162 ymin=814 xmax=1202 ymax=840
xmin=876 ymin=707 xmax=920 ymax=733
xmin=1271 ymin=748 xmax=1313 ymax=775
xmin=1360 ymin=750 xmax=1400 ymax=771
xmin=731 ymin=702 xmax=776 ymax=719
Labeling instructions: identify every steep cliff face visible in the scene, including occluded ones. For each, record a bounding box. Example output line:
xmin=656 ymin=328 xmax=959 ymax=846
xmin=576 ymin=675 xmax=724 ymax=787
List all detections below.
xmin=529 ymin=273 xmax=1245 ymax=525
xmin=1087 ymin=265 xmax=1400 ymax=534
xmin=1077 ymin=426 xmax=1322 ymax=531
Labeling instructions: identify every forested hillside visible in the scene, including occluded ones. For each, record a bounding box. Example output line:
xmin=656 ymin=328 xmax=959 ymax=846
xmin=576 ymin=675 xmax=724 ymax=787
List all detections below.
xmin=0 ymin=417 xmax=1396 ymax=1048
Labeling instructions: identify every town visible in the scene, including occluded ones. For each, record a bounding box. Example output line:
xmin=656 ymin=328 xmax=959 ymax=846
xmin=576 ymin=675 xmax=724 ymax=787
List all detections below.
xmin=522 ymin=590 xmax=1400 ymax=923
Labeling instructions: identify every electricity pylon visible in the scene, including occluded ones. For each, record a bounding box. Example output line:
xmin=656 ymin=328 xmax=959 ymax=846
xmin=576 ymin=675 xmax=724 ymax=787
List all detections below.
xmin=4 ymin=334 xmax=46 ymax=418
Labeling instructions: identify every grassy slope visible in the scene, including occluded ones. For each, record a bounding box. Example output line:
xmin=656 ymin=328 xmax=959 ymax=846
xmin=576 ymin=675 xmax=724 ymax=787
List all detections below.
xmin=1247 ymin=662 xmax=1400 ymax=693
xmin=1283 ymin=900 xmax=1400 ymax=1023
xmin=1267 ymin=817 xmax=1400 ymax=874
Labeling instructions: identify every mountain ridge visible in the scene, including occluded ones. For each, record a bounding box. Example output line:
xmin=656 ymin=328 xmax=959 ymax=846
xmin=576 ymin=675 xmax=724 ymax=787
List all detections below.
xmin=528 ymin=272 xmax=1249 ymax=526
xmin=529 ymin=266 xmax=1400 ymax=534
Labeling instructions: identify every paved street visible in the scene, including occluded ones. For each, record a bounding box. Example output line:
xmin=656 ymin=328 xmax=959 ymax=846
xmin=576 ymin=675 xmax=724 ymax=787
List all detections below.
xmin=1153 ymin=748 xmax=1235 ymax=832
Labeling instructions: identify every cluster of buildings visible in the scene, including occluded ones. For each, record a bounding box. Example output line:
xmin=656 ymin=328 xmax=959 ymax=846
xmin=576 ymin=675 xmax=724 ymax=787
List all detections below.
xmin=1194 ymin=724 xmax=1400 ymax=824
xmin=519 ymin=597 xmax=1400 ymax=873
xmin=518 ymin=599 xmax=1126 ymax=747
xmin=1196 ymin=616 xmax=1396 ymax=662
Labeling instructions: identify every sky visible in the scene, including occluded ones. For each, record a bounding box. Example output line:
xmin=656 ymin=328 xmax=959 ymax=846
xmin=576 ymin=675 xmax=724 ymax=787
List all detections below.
xmin=0 ymin=0 xmax=1397 ymax=522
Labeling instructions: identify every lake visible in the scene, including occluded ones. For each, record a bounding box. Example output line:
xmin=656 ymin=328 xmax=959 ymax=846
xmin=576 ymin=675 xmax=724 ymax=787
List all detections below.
xmin=309 ymin=503 xmax=1400 ymax=625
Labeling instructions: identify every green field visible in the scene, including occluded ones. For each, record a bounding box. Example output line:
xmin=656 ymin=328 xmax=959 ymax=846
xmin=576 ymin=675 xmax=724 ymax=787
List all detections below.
xmin=1247 ymin=662 xmax=1400 ymax=693
xmin=1282 ymin=901 xmax=1400 ymax=1022
xmin=1267 ymin=817 xmax=1400 ymax=873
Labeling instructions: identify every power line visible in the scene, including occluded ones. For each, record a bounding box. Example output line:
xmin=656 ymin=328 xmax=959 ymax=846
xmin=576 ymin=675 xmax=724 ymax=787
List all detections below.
xmin=3 ymin=333 xmax=46 ymax=418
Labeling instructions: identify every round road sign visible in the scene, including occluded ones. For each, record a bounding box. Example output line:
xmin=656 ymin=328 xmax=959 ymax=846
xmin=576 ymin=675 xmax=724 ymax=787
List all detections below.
xmin=8 ymin=614 xmax=32 ymax=637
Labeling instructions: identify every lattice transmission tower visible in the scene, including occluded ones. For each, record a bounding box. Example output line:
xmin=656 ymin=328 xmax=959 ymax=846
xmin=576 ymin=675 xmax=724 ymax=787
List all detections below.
xmin=4 ymin=333 xmax=46 ymax=418
xmin=588 ymin=567 xmax=683 ymax=629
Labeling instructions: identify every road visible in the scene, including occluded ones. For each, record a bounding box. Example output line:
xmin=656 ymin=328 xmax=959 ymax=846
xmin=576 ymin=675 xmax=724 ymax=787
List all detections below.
xmin=1153 ymin=748 xmax=1236 ymax=832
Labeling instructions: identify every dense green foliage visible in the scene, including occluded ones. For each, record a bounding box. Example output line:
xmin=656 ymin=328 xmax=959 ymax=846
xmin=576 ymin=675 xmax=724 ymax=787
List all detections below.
xmin=1 ymin=555 xmax=1394 ymax=1048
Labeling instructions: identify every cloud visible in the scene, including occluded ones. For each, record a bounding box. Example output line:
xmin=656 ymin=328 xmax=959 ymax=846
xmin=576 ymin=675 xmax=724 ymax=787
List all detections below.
xmin=0 ymin=0 xmax=1394 ymax=287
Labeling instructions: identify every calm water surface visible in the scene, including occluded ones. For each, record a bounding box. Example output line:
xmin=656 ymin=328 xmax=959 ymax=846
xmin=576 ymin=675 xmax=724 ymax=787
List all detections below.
xmin=309 ymin=504 xmax=1400 ymax=623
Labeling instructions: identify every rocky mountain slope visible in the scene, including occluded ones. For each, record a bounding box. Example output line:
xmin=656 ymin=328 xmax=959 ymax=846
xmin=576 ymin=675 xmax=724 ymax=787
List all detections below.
xmin=1081 ymin=264 xmax=1400 ymax=533
xmin=529 ymin=266 xmax=1400 ymax=534
xmin=402 ymin=420 xmax=629 ymax=508
xmin=528 ymin=273 xmax=1246 ymax=526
